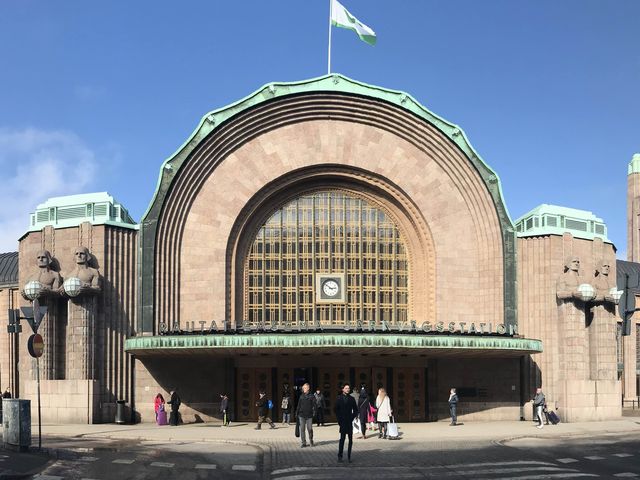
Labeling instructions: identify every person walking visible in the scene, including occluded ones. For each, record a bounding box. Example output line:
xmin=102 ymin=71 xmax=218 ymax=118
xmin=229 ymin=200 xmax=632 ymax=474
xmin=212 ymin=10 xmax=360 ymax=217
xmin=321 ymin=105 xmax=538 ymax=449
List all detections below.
xmin=356 ymin=385 xmax=370 ymax=439
xmin=167 ymin=390 xmax=181 ymax=426
xmin=375 ymin=388 xmax=392 ymax=439
xmin=296 ymin=383 xmax=316 ymax=447
xmin=220 ymin=393 xmax=230 ymax=426
xmin=335 ymin=382 xmax=358 ymax=463
xmin=532 ymin=387 xmax=546 ymax=429
xmin=448 ymin=388 xmax=459 ymax=426
xmin=153 ymin=393 xmax=165 ymax=421
xmin=314 ymin=387 xmax=326 ymax=426
xmin=281 ymin=391 xmax=292 ymax=425
xmin=255 ymin=391 xmax=276 ymax=430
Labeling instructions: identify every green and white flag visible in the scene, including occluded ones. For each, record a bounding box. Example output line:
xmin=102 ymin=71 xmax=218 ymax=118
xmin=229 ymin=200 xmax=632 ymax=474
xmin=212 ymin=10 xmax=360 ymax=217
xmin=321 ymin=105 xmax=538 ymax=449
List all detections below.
xmin=331 ymin=0 xmax=376 ymax=46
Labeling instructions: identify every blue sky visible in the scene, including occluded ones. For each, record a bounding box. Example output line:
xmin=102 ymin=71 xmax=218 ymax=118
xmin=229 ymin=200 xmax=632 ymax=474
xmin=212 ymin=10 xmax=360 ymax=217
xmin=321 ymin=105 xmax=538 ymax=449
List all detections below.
xmin=0 ymin=0 xmax=638 ymax=255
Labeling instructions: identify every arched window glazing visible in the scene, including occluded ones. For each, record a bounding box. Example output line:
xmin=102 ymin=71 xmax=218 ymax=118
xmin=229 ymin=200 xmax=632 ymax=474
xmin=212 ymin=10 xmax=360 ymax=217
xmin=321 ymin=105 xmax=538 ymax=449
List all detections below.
xmin=245 ymin=190 xmax=409 ymax=328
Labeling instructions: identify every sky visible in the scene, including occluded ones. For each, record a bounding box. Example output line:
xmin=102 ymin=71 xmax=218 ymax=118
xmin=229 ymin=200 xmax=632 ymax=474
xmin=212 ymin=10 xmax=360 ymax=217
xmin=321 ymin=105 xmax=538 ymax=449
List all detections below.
xmin=0 ymin=0 xmax=638 ymax=255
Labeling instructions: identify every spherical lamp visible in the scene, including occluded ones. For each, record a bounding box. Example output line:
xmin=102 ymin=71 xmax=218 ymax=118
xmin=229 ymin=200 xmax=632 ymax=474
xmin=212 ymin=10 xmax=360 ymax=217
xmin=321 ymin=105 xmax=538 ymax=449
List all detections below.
xmin=23 ymin=280 xmax=43 ymax=301
xmin=609 ymin=287 xmax=623 ymax=304
xmin=63 ymin=277 xmax=83 ymax=297
xmin=577 ymin=283 xmax=596 ymax=302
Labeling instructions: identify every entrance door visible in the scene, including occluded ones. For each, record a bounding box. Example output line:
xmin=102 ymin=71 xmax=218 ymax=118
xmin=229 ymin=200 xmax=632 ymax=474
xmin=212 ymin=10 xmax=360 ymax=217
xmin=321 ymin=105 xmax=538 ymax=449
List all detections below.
xmin=393 ymin=367 xmax=425 ymax=422
xmin=317 ymin=367 xmax=350 ymax=422
xmin=236 ymin=367 xmax=273 ymax=422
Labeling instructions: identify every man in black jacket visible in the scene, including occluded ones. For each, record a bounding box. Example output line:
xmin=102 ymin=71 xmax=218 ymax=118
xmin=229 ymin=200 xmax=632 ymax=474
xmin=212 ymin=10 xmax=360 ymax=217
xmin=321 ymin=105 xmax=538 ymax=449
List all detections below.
xmin=334 ymin=382 xmax=358 ymax=462
xmin=255 ymin=391 xmax=276 ymax=430
xmin=296 ymin=383 xmax=316 ymax=447
xmin=448 ymin=388 xmax=458 ymax=426
xmin=314 ymin=388 xmax=326 ymax=426
xmin=168 ymin=390 xmax=181 ymax=426
xmin=220 ymin=393 xmax=230 ymax=426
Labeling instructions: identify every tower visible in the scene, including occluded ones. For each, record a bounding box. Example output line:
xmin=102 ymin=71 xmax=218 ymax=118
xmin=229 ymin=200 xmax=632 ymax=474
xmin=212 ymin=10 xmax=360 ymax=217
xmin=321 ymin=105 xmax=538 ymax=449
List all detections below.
xmin=627 ymin=153 xmax=640 ymax=261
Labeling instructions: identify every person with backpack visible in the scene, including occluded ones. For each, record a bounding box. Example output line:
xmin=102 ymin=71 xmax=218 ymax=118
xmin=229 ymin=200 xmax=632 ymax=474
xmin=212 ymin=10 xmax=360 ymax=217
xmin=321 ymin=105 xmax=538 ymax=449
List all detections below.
xmin=281 ymin=391 xmax=292 ymax=425
xmin=255 ymin=391 xmax=276 ymax=430
xmin=314 ymin=387 xmax=326 ymax=426
xmin=296 ymin=383 xmax=316 ymax=447
xmin=356 ymin=385 xmax=370 ymax=439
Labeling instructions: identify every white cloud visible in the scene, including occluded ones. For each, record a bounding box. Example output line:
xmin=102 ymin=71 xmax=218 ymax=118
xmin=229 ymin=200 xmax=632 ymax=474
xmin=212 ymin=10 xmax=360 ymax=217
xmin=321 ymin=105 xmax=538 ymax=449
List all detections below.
xmin=0 ymin=128 xmax=98 ymax=252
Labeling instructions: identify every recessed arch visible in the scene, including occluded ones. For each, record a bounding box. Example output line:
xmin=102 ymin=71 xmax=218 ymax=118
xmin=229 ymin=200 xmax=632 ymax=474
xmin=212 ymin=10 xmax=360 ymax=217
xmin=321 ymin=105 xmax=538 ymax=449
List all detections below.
xmin=226 ymin=165 xmax=436 ymax=328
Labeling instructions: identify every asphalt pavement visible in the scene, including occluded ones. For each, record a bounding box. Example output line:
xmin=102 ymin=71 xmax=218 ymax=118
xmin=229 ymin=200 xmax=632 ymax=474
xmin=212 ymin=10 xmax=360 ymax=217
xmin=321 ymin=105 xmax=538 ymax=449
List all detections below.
xmin=0 ymin=417 xmax=638 ymax=479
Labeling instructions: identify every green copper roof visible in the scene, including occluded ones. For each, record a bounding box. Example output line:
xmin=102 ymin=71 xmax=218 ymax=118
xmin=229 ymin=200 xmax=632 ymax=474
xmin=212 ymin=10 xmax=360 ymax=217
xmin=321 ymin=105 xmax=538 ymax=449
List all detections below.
xmin=125 ymin=333 xmax=542 ymax=355
xmin=628 ymin=153 xmax=640 ymax=175
xmin=27 ymin=192 xmax=137 ymax=233
xmin=142 ymin=73 xmax=514 ymax=225
xmin=515 ymin=204 xmax=609 ymax=242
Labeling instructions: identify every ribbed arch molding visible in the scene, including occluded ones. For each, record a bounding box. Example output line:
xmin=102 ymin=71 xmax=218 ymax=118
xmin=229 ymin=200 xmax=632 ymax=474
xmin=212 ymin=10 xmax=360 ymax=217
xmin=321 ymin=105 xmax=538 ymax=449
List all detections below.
xmin=139 ymin=81 xmax=515 ymax=334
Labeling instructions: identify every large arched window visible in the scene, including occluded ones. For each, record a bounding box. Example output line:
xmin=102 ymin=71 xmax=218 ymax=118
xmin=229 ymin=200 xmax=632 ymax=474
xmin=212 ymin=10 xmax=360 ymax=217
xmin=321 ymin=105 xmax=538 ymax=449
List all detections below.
xmin=244 ymin=190 xmax=409 ymax=328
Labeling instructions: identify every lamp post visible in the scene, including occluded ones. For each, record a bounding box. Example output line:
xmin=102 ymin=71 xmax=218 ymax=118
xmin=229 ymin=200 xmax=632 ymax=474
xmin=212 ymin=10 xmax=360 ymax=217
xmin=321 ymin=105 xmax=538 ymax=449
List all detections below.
xmin=21 ymin=280 xmax=44 ymax=450
xmin=577 ymin=283 xmax=596 ymax=303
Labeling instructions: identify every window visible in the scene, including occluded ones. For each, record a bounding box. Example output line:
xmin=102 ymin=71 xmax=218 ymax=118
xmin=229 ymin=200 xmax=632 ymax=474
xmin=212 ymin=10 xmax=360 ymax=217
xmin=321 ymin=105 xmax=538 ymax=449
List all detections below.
xmin=245 ymin=190 xmax=409 ymax=328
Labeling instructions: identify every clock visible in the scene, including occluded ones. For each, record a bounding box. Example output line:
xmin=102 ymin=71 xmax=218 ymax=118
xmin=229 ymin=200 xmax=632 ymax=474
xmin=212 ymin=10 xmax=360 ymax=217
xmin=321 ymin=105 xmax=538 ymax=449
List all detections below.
xmin=316 ymin=273 xmax=345 ymax=303
xmin=322 ymin=279 xmax=340 ymax=297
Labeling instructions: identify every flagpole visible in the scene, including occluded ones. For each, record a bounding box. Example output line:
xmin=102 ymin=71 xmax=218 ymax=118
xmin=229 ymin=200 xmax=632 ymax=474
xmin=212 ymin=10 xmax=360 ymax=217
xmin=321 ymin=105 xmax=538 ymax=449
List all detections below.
xmin=327 ymin=0 xmax=332 ymax=74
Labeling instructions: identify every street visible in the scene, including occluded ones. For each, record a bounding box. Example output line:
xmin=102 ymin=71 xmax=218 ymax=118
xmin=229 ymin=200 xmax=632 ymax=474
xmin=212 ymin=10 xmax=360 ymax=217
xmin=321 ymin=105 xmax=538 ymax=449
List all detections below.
xmin=1 ymin=428 xmax=638 ymax=479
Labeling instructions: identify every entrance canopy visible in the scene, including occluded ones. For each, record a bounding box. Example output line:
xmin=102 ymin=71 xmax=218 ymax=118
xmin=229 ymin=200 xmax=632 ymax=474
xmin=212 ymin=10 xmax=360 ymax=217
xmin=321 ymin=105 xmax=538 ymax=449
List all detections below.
xmin=125 ymin=333 xmax=542 ymax=358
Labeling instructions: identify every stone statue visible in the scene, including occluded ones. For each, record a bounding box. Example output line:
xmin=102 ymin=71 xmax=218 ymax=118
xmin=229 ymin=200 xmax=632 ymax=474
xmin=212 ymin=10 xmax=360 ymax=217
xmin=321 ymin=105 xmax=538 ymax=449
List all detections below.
xmin=556 ymin=256 xmax=583 ymax=300
xmin=21 ymin=250 xmax=63 ymax=300
xmin=593 ymin=260 xmax=615 ymax=303
xmin=67 ymin=246 xmax=101 ymax=295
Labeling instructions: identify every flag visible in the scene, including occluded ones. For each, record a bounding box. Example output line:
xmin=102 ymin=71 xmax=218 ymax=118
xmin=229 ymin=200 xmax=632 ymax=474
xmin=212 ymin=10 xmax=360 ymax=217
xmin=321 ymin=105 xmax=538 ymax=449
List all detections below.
xmin=331 ymin=0 xmax=376 ymax=46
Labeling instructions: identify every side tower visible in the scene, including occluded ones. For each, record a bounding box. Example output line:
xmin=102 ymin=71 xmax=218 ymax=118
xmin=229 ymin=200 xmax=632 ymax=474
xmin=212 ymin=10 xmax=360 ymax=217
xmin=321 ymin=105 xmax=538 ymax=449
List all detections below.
xmin=627 ymin=153 xmax=640 ymax=261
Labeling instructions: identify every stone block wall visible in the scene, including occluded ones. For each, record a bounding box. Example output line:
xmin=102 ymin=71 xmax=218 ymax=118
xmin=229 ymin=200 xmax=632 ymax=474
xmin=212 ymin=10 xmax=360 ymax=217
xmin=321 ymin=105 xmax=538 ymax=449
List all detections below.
xmin=22 ymin=379 xmax=99 ymax=424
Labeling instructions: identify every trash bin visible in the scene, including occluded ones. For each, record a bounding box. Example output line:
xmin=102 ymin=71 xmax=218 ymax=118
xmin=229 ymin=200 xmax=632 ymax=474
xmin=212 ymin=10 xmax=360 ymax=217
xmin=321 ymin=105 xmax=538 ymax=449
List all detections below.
xmin=115 ymin=400 xmax=127 ymax=424
xmin=2 ymin=399 xmax=31 ymax=452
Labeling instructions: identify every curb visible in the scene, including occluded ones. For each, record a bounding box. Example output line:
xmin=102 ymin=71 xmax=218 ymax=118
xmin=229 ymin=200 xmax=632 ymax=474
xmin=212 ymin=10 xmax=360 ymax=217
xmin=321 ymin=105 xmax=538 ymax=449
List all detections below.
xmin=496 ymin=426 xmax=640 ymax=447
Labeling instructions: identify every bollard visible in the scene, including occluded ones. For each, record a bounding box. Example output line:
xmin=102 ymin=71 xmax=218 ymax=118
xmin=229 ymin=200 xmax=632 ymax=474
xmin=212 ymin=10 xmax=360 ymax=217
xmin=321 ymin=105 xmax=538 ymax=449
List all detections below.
xmin=2 ymin=399 xmax=31 ymax=452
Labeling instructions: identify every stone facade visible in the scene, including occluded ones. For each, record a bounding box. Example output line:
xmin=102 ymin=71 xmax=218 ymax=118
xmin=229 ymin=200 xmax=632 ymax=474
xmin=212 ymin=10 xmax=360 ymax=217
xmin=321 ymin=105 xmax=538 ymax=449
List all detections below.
xmin=1 ymin=75 xmax=636 ymax=424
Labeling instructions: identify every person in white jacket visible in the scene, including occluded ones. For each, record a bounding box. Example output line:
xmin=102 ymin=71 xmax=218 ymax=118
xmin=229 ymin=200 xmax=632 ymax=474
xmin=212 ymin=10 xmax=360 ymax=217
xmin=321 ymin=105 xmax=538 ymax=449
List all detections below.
xmin=375 ymin=388 xmax=393 ymax=439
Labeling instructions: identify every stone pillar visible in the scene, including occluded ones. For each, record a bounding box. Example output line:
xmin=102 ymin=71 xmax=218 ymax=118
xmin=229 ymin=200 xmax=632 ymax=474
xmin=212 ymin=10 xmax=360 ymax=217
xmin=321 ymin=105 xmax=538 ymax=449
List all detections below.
xmin=38 ymin=298 xmax=59 ymax=380
xmin=66 ymin=296 xmax=96 ymax=380
xmin=622 ymin=319 xmax=638 ymax=400
xmin=558 ymin=301 xmax=589 ymax=380
xmin=589 ymin=304 xmax=618 ymax=381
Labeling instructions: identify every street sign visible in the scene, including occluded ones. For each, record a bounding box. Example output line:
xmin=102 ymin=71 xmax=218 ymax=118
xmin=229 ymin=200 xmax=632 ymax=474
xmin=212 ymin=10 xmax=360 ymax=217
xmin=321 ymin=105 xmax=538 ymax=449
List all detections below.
xmin=20 ymin=304 xmax=47 ymax=333
xmin=27 ymin=333 xmax=44 ymax=358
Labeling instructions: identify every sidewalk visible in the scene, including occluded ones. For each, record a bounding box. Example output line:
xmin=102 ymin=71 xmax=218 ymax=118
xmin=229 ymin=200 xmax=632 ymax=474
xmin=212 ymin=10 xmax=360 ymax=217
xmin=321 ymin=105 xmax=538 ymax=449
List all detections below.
xmin=31 ymin=417 xmax=640 ymax=444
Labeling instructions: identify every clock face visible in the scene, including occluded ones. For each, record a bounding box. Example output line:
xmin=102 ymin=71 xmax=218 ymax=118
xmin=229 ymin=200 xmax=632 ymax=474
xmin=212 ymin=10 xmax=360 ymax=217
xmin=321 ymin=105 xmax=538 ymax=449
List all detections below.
xmin=322 ymin=279 xmax=340 ymax=297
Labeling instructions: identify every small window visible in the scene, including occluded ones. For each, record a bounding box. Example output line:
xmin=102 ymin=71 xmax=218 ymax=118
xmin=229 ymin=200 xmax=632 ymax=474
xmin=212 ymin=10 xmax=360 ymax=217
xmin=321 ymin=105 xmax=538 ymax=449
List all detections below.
xmin=525 ymin=218 xmax=533 ymax=230
xmin=595 ymin=224 xmax=605 ymax=235
xmin=565 ymin=218 xmax=587 ymax=232
xmin=546 ymin=216 xmax=557 ymax=227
